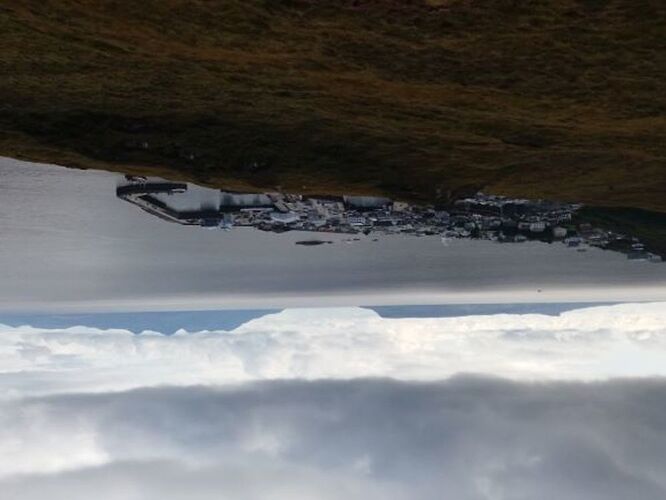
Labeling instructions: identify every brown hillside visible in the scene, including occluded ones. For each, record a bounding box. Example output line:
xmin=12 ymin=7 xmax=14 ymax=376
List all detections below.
xmin=0 ymin=0 xmax=665 ymax=208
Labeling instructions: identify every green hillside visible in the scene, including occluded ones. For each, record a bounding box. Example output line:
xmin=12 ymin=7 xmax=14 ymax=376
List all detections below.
xmin=1 ymin=0 xmax=665 ymax=208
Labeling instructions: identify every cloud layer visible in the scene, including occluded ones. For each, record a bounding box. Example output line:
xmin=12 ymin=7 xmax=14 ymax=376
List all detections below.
xmin=1 ymin=303 xmax=666 ymax=397
xmin=2 ymin=378 xmax=666 ymax=500
xmin=3 ymin=303 xmax=666 ymax=498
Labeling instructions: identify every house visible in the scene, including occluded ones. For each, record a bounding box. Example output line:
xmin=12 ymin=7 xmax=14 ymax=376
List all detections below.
xmin=270 ymin=212 xmax=300 ymax=224
xmin=392 ymin=201 xmax=410 ymax=212
xmin=552 ymin=226 xmax=568 ymax=238
xmin=347 ymin=216 xmax=367 ymax=226
xmin=274 ymin=201 xmax=290 ymax=213
xmin=343 ymin=196 xmax=391 ymax=210
xmin=529 ymin=221 xmax=547 ymax=233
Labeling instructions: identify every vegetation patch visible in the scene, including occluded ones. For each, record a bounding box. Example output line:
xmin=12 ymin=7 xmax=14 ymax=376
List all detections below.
xmin=0 ymin=0 xmax=664 ymax=209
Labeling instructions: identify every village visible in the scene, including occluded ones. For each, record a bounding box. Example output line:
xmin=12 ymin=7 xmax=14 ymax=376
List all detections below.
xmin=117 ymin=179 xmax=662 ymax=263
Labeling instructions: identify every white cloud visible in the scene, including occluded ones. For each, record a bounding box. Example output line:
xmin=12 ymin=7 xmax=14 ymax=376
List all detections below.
xmin=3 ymin=303 xmax=666 ymax=499
xmin=1 ymin=302 xmax=666 ymax=398
xmin=2 ymin=379 xmax=666 ymax=499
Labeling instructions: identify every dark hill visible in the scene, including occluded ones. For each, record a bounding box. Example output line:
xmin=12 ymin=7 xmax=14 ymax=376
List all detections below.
xmin=1 ymin=0 xmax=664 ymax=209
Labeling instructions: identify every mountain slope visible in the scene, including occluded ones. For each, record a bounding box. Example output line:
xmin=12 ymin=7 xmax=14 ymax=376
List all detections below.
xmin=1 ymin=0 xmax=665 ymax=209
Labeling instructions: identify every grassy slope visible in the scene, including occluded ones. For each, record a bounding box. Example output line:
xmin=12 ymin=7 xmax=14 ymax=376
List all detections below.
xmin=0 ymin=0 xmax=665 ymax=208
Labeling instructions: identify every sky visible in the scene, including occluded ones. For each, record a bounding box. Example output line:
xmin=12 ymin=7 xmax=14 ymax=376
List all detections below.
xmin=3 ymin=378 xmax=666 ymax=500
xmin=2 ymin=302 xmax=666 ymax=398
xmin=0 ymin=309 xmax=280 ymax=334
xmin=2 ymin=302 xmax=666 ymax=499
xmin=0 ymin=302 xmax=615 ymax=334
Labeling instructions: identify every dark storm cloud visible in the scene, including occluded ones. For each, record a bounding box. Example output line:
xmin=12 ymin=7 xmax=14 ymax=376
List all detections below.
xmin=2 ymin=377 xmax=666 ymax=499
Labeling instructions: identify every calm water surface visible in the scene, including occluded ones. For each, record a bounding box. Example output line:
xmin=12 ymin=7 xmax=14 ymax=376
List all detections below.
xmin=1 ymin=157 xmax=665 ymax=311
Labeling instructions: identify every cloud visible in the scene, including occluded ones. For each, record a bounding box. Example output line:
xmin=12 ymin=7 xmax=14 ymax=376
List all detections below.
xmin=1 ymin=302 xmax=666 ymax=397
xmin=3 ymin=303 xmax=666 ymax=499
xmin=2 ymin=378 xmax=666 ymax=499
xmin=0 ymin=460 xmax=404 ymax=500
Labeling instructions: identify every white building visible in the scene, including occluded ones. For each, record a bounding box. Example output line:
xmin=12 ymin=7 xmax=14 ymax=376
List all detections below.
xmin=529 ymin=221 xmax=547 ymax=233
xmin=347 ymin=216 xmax=368 ymax=226
xmin=552 ymin=226 xmax=568 ymax=238
xmin=270 ymin=212 xmax=300 ymax=224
